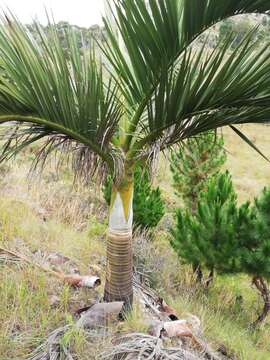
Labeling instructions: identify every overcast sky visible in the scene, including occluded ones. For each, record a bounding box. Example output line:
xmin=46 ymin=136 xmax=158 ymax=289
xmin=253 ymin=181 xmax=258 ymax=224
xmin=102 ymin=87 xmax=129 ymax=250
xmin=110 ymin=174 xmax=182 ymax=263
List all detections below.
xmin=0 ymin=0 xmax=105 ymax=27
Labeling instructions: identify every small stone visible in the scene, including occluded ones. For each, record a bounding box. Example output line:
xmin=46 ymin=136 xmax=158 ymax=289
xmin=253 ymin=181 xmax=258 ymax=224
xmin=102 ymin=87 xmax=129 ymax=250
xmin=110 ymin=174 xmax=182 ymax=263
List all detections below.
xmin=47 ymin=252 xmax=70 ymax=265
xmin=49 ymin=295 xmax=60 ymax=307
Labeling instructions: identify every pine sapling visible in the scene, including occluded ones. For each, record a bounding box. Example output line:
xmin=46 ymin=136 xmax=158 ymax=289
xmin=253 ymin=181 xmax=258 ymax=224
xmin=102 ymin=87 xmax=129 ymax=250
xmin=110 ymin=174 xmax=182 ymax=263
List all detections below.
xmin=170 ymin=132 xmax=226 ymax=282
xmin=170 ymin=171 xmax=240 ymax=288
xmin=171 ymin=175 xmax=270 ymax=327
xmin=238 ymin=188 xmax=270 ymax=327
xmin=170 ymin=132 xmax=226 ymax=213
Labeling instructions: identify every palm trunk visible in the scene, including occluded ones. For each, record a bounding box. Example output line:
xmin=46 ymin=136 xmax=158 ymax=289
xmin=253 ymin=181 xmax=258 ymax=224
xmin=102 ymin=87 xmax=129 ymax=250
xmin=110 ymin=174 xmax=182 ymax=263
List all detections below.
xmin=104 ymin=169 xmax=134 ymax=308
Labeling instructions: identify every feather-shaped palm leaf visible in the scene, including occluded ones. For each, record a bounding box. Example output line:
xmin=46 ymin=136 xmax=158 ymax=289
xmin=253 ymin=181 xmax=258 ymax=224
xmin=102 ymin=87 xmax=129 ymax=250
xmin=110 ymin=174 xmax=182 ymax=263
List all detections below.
xmin=0 ymin=17 xmax=123 ymax=176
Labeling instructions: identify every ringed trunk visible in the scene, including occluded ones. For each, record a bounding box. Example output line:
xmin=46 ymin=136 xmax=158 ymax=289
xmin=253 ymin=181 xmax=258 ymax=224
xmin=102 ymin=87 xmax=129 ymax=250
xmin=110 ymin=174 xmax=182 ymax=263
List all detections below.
xmin=104 ymin=168 xmax=134 ymax=308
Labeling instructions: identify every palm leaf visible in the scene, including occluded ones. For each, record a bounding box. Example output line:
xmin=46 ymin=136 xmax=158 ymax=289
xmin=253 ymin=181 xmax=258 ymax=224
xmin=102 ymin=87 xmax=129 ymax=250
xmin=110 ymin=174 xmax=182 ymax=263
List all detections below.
xmin=101 ymin=0 xmax=270 ymax=152
xmin=127 ymin=29 xmax=270 ymax=158
xmin=1 ymin=4 xmax=270 ymax=171
xmin=0 ymin=15 xmax=123 ymax=173
xmin=102 ymin=0 xmax=270 ymax=103
xmin=101 ymin=0 xmax=181 ymax=104
xmin=230 ymin=125 xmax=269 ymax=162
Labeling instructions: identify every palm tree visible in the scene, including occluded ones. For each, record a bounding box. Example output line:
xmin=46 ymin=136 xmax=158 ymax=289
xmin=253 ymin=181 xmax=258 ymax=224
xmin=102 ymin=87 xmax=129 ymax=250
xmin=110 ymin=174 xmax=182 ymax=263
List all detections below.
xmin=1 ymin=1 xmax=270 ymax=308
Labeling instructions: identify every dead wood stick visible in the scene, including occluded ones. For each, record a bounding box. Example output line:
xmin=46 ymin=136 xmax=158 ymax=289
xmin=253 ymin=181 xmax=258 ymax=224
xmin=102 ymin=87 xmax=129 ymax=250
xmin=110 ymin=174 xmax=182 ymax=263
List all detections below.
xmin=0 ymin=246 xmax=101 ymax=288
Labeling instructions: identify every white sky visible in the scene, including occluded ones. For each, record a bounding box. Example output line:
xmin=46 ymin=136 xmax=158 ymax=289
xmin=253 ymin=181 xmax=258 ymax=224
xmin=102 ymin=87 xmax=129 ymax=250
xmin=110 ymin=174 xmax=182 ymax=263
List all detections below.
xmin=0 ymin=0 xmax=105 ymax=27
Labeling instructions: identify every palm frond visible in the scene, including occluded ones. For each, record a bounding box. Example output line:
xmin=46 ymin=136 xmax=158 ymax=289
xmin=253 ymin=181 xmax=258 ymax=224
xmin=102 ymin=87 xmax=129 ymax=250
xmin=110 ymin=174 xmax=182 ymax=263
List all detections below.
xmin=102 ymin=0 xmax=181 ymax=104
xmin=102 ymin=0 xmax=270 ymax=102
xmin=0 ymin=15 xmax=123 ymax=175
xmin=1 ymin=5 xmax=270 ymax=172
xmin=127 ymin=30 xmax=270 ymax=159
xmin=230 ymin=125 xmax=269 ymax=162
xmin=101 ymin=0 xmax=270 ymax=150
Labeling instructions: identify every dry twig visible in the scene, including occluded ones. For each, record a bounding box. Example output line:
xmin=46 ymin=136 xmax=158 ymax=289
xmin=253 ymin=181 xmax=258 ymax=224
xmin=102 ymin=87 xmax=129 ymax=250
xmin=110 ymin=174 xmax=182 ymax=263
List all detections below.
xmin=0 ymin=246 xmax=101 ymax=288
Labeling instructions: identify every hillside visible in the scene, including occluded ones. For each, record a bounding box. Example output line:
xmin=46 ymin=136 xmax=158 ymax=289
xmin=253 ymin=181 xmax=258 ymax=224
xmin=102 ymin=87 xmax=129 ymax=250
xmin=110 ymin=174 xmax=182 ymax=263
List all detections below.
xmin=0 ymin=124 xmax=270 ymax=359
xmin=223 ymin=124 xmax=270 ymax=202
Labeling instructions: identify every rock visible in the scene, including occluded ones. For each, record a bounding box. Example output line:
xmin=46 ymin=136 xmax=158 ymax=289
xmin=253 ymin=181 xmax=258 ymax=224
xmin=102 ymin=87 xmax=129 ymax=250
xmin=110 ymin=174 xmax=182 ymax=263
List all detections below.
xmin=76 ymin=301 xmax=124 ymax=329
xmin=47 ymin=252 xmax=70 ymax=265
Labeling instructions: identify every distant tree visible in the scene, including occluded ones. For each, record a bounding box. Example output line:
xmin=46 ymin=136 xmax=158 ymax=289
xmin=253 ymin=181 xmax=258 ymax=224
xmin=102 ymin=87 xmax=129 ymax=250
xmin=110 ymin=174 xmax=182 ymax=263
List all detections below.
xmin=27 ymin=21 xmax=105 ymax=51
xmin=103 ymin=166 xmax=165 ymax=230
xmin=219 ymin=17 xmax=257 ymax=48
xmin=89 ymin=24 xmax=106 ymax=41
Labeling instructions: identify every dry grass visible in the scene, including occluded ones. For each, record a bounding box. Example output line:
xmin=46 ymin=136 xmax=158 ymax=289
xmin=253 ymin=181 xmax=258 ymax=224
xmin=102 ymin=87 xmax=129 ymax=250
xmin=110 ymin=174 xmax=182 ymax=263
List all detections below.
xmin=1 ymin=124 xmax=270 ymax=359
xmin=222 ymin=124 xmax=270 ymax=203
xmin=0 ymin=159 xmax=107 ymax=359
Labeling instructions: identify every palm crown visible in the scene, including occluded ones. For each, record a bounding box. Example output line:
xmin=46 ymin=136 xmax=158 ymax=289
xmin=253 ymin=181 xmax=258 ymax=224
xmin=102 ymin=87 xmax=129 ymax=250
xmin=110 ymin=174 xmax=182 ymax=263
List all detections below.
xmin=1 ymin=0 xmax=270 ymax=305
xmin=0 ymin=1 xmax=270 ymax=175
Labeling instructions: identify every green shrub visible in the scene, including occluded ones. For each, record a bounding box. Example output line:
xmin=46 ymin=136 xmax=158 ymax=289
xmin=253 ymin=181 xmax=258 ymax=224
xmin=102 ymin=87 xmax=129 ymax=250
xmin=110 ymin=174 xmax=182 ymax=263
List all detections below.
xmin=170 ymin=131 xmax=226 ymax=213
xmin=171 ymin=172 xmax=270 ymax=327
xmin=237 ymin=188 xmax=270 ymax=327
xmin=170 ymin=171 xmax=239 ymax=279
xmin=103 ymin=166 xmax=165 ymax=229
xmin=238 ymin=188 xmax=270 ymax=278
xmin=170 ymin=132 xmax=226 ymax=282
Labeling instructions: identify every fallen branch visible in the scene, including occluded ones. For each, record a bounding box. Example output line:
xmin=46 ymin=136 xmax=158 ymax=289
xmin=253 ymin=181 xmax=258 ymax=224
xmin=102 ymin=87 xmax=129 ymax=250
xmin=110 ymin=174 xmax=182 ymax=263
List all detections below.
xmin=100 ymin=333 xmax=203 ymax=360
xmin=133 ymin=277 xmax=170 ymax=320
xmin=0 ymin=246 xmax=101 ymax=288
xmin=27 ymin=299 xmax=220 ymax=360
xmin=27 ymin=325 xmax=72 ymax=360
